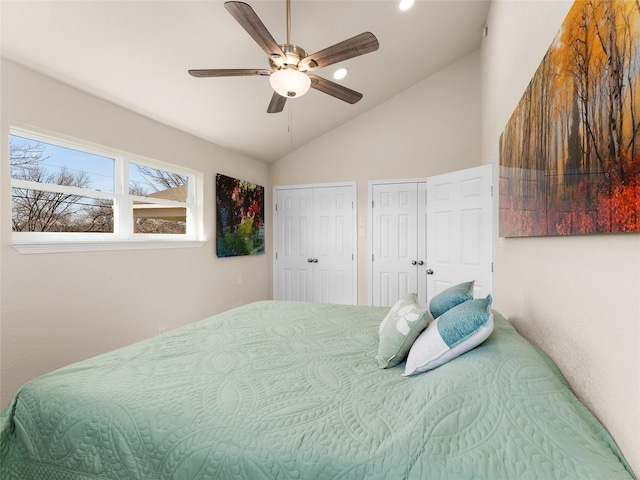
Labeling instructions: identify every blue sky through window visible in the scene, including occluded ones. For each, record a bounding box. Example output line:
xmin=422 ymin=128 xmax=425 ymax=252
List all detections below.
xmin=9 ymin=135 xmax=162 ymax=194
xmin=10 ymin=135 xmax=115 ymax=192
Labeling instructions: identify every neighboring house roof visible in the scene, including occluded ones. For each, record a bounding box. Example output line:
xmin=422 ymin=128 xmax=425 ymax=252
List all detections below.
xmin=146 ymin=184 xmax=186 ymax=202
xmin=133 ymin=185 xmax=187 ymax=221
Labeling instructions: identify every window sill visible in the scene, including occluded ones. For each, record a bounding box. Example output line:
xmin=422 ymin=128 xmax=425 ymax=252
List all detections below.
xmin=11 ymin=239 xmax=207 ymax=255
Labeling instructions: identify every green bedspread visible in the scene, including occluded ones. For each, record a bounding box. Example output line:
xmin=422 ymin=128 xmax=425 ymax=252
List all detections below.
xmin=1 ymin=301 xmax=635 ymax=479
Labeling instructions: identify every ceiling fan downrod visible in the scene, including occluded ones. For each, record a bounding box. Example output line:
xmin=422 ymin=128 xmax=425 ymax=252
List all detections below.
xmin=286 ymin=0 xmax=291 ymax=45
xmin=274 ymin=0 xmax=308 ymax=71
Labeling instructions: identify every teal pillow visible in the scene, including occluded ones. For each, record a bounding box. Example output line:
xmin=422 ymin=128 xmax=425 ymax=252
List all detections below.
xmin=404 ymin=295 xmax=494 ymax=376
xmin=428 ymin=281 xmax=474 ymax=319
xmin=376 ymin=293 xmax=429 ymax=369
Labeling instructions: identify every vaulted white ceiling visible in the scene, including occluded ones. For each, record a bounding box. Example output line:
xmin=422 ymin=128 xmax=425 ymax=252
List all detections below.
xmin=1 ymin=0 xmax=490 ymax=163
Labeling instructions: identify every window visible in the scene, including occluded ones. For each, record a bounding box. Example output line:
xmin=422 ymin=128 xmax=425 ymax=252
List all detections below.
xmin=9 ymin=126 xmax=204 ymax=253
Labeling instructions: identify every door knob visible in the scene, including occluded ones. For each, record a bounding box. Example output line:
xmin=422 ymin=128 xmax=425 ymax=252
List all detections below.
xmin=312 ymin=258 xmax=318 ymax=263
xmin=426 ymin=269 xmax=434 ymax=275
xmin=418 ymin=260 xmax=424 ymax=265
xmin=411 ymin=260 xmax=417 ymax=266
xmin=307 ymin=258 xmax=313 ymax=263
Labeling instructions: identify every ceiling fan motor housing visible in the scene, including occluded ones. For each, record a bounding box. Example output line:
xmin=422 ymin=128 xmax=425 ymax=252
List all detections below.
xmin=269 ymin=44 xmax=315 ymax=71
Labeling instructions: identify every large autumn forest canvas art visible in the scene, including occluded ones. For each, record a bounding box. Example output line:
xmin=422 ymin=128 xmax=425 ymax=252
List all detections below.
xmin=500 ymin=0 xmax=640 ymax=237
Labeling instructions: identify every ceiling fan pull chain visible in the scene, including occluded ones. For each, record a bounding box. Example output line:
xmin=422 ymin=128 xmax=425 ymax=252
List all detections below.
xmin=288 ymin=102 xmax=293 ymax=143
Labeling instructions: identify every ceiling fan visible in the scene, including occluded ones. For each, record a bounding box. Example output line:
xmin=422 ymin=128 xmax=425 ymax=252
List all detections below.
xmin=188 ymin=0 xmax=379 ymax=113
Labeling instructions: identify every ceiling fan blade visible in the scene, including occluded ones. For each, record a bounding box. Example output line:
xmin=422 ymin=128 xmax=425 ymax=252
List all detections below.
xmin=309 ymin=75 xmax=363 ymax=104
xmin=299 ymin=32 xmax=379 ymax=72
xmin=267 ymin=92 xmax=287 ymax=113
xmin=188 ymin=69 xmax=271 ymax=78
xmin=224 ymin=1 xmax=287 ymax=63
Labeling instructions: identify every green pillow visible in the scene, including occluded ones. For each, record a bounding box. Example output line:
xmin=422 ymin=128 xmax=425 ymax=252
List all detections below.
xmin=428 ymin=281 xmax=474 ymax=319
xmin=376 ymin=293 xmax=428 ymax=369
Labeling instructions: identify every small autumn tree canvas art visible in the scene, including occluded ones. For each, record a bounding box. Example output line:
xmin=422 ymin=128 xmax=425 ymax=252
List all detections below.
xmin=216 ymin=174 xmax=264 ymax=257
xmin=499 ymin=0 xmax=640 ymax=237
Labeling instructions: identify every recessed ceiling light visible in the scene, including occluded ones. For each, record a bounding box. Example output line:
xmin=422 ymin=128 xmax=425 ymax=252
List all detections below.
xmin=333 ymin=68 xmax=348 ymax=80
xmin=399 ymin=0 xmax=415 ymax=11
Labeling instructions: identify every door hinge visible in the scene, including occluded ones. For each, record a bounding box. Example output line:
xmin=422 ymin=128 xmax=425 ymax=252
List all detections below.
xmin=491 ymin=186 xmax=494 ymax=197
xmin=275 ymin=203 xmax=278 ymax=211
xmin=275 ymin=252 xmax=278 ymax=260
xmin=352 ymin=253 xmax=354 ymax=261
xmin=372 ymin=254 xmax=375 ymax=261
xmin=371 ymin=200 xmax=375 ymax=209
xmin=491 ymin=262 xmax=493 ymax=272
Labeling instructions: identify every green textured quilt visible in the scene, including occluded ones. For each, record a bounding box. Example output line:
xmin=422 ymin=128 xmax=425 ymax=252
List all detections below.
xmin=1 ymin=301 xmax=635 ymax=479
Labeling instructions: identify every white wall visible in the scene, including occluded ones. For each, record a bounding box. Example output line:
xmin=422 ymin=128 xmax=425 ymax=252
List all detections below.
xmin=481 ymin=1 xmax=639 ymax=474
xmin=0 ymin=60 xmax=270 ymax=407
xmin=270 ymin=51 xmax=483 ymax=304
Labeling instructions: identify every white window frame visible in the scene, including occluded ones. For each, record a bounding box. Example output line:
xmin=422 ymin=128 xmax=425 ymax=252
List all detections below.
xmin=9 ymin=126 xmax=205 ymax=254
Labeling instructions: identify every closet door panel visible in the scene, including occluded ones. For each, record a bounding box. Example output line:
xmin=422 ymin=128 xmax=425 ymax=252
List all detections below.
xmin=371 ymin=183 xmax=418 ymax=307
xmin=426 ymin=165 xmax=493 ymax=299
xmin=275 ymin=188 xmax=315 ymax=302
xmin=314 ymin=186 xmax=354 ymax=305
xmin=416 ymin=182 xmax=429 ymax=306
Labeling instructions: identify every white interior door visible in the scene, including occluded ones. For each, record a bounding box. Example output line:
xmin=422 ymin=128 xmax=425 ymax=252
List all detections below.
xmin=274 ymin=183 xmax=356 ymax=304
xmin=274 ymin=188 xmax=315 ymax=302
xmin=426 ymin=164 xmax=493 ymax=299
xmin=314 ymin=186 xmax=355 ymax=304
xmin=416 ymin=182 xmax=429 ymax=306
xmin=370 ymin=182 xmax=420 ymax=307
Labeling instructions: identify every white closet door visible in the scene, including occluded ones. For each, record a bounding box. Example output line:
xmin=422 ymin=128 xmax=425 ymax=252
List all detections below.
xmin=369 ymin=165 xmax=494 ymax=307
xmin=371 ymin=183 xmax=420 ymax=307
xmin=274 ymin=184 xmax=356 ymax=304
xmin=416 ymin=182 xmax=429 ymax=306
xmin=314 ymin=186 xmax=354 ymax=304
xmin=426 ymin=164 xmax=493 ymax=299
xmin=275 ymin=188 xmax=315 ymax=302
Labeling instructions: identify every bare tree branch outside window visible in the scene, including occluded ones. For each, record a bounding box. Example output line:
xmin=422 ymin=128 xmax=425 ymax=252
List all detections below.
xmin=10 ymin=136 xmax=190 ymax=235
xmin=10 ymin=141 xmax=113 ymax=232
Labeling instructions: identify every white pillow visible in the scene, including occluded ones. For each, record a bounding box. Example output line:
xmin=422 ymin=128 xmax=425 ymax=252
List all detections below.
xmin=376 ymin=293 xmax=429 ymax=369
xmin=404 ymin=295 xmax=494 ymax=376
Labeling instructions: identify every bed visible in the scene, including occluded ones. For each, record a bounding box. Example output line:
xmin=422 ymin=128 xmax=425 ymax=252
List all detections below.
xmin=0 ymin=300 xmax=635 ymax=479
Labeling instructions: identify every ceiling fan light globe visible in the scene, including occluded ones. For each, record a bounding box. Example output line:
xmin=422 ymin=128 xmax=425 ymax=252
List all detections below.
xmin=270 ymin=69 xmax=311 ymax=98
